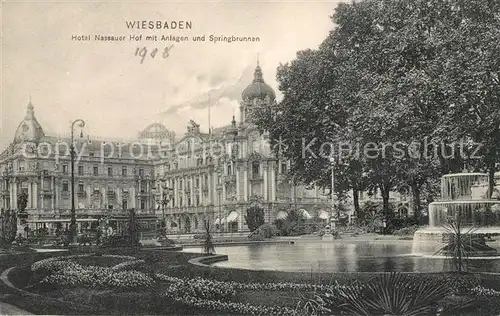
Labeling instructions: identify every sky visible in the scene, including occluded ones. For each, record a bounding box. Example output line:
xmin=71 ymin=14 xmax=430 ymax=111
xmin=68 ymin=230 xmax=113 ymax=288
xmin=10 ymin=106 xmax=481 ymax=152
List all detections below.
xmin=1 ymin=0 xmax=343 ymax=149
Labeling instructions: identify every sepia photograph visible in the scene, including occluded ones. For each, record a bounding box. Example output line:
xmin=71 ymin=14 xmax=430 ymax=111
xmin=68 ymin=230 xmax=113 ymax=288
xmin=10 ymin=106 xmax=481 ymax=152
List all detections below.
xmin=1 ymin=0 xmax=500 ymax=315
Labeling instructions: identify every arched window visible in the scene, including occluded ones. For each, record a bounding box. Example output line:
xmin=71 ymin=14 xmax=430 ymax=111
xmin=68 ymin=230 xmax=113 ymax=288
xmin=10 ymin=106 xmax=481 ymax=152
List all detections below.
xmin=252 ymin=162 xmax=260 ymax=177
xmin=281 ymin=162 xmax=287 ymax=174
xmin=227 ymin=163 xmax=232 ymax=175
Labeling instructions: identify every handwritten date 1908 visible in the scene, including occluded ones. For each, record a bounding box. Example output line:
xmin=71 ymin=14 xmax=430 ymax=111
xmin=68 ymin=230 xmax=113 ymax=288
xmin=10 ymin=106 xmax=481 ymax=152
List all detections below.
xmin=135 ymin=44 xmax=174 ymax=64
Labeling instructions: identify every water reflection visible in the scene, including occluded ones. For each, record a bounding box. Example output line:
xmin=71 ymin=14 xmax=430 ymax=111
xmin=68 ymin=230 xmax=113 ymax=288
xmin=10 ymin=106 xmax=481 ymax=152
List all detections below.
xmin=183 ymin=241 xmax=500 ymax=273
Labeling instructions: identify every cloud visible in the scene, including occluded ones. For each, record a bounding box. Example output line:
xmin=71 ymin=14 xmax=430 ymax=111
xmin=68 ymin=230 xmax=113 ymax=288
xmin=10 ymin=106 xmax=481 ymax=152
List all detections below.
xmin=158 ymin=62 xmax=255 ymax=116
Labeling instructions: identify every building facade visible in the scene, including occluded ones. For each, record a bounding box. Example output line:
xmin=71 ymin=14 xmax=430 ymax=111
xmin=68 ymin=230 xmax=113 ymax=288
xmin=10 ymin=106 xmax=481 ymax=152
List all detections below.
xmin=0 ymin=62 xmax=334 ymax=236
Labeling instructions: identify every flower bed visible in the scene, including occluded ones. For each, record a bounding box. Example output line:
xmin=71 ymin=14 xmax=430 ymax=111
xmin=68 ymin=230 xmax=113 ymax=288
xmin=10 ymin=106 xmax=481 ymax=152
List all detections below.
xmin=73 ymin=254 xmax=135 ymax=267
xmin=31 ymin=255 xmax=152 ymax=290
xmin=155 ymin=273 xmax=359 ymax=292
xmin=163 ymin=293 xmax=296 ymax=316
xmin=154 ymin=273 xmax=365 ymax=315
xmin=164 ymin=277 xmax=237 ymax=300
xmin=31 ymin=254 xmax=93 ymax=272
xmin=470 ymin=285 xmax=500 ymax=297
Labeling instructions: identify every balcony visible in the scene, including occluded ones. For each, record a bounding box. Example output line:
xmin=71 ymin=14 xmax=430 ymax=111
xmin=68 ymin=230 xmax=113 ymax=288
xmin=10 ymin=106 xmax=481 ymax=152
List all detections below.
xmin=39 ymin=189 xmax=54 ymax=196
xmin=250 ymin=174 xmax=263 ymax=183
xmin=77 ymin=191 xmax=87 ymax=198
xmin=224 ymin=174 xmax=236 ymax=184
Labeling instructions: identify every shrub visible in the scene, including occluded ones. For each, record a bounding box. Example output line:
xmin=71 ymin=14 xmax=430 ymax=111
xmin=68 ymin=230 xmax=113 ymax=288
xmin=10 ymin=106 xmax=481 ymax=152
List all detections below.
xmin=394 ymin=225 xmax=420 ymax=236
xmin=331 ymin=272 xmax=450 ymax=315
xmin=247 ymin=223 xmax=277 ymax=240
xmin=193 ymin=234 xmax=207 ymax=240
xmin=245 ymin=206 xmax=265 ymax=232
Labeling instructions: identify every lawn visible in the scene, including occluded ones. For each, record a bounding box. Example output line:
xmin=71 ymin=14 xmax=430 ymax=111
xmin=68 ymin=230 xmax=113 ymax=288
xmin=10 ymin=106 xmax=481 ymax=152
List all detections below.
xmin=2 ymin=248 xmax=500 ymax=315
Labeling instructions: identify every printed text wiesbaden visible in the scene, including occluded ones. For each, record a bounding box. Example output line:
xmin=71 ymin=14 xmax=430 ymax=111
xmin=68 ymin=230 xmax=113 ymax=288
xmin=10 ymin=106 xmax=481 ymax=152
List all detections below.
xmin=126 ymin=20 xmax=192 ymax=29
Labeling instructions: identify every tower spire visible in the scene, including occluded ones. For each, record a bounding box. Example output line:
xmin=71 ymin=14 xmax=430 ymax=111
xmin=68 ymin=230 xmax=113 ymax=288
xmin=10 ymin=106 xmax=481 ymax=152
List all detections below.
xmin=253 ymin=56 xmax=264 ymax=83
xmin=208 ymin=94 xmax=211 ymax=138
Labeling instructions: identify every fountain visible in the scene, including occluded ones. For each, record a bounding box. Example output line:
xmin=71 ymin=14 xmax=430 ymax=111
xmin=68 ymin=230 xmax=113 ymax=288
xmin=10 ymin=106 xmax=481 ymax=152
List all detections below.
xmin=412 ymin=172 xmax=500 ymax=256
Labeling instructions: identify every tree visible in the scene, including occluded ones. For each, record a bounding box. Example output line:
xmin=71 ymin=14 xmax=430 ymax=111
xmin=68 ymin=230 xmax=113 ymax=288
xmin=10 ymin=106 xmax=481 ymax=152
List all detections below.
xmin=126 ymin=209 xmax=140 ymax=247
xmin=252 ymin=0 xmax=500 ymax=226
xmin=435 ymin=218 xmax=495 ymax=273
xmin=203 ymin=218 xmax=215 ymax=255
xmin=274 ymin=209 xmax=307 ymax=236
xmin=244 ymin=206 xmax=265 ymax=232
xmin=17 ymin=191 xmax=28 ymax=212
xmin=1 ymin=210 xmax=17 ymax=244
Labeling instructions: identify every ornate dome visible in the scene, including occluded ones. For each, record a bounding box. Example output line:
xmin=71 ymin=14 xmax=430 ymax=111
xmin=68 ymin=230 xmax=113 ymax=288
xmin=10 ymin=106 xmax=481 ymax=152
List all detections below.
xmin=241 ymin=62 xmax=276 ymax=102
xmin=13 ymin=100 xmax=45 ymax=143
xmin=138 ymin=122 xmax=175 ymax=143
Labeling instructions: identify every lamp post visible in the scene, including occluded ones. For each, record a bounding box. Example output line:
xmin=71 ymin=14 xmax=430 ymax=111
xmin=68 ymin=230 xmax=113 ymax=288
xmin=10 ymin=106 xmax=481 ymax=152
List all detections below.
xmin=152 ymin=178 xmax=173 ymax=237
xmin=69 ymin=119 xmax=85 ymax=247
xmin=216 ymin=165 xmax=223 ymax=235
xmin=329 ymin=157 xmax=339 ymax=231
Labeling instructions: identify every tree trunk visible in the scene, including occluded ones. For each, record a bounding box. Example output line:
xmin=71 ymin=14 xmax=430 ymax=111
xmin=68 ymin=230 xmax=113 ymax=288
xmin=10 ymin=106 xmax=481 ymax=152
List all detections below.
xmin=410 ymin=180 xmax=422 ymax=222
xmin=488 ymin=161 xmax=495 ymax=199
xmin=381 ymin=184 xmax=391 ymax=218
xmin=352 ymin=186 xmax=360 ymax=218
xmin=487 ymin=143 xmax=497 ymax=199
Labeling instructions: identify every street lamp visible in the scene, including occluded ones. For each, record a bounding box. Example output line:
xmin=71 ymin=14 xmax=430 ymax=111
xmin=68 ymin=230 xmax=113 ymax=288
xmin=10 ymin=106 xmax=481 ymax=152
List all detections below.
xmin=329 ymin=157 xmax=339 ymax=231
xmin=216 ymin=164 xmax=224 ymax=234
xmin=70 ymin=119 xmax=85 ymax=247
xmin=152 ymin=178 xmax=173 ymax=236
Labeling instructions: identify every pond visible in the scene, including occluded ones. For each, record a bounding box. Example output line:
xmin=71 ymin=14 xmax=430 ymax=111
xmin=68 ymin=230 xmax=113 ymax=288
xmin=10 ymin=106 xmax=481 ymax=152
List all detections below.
xmin=183 ymin=240 xmax=500 ymax=273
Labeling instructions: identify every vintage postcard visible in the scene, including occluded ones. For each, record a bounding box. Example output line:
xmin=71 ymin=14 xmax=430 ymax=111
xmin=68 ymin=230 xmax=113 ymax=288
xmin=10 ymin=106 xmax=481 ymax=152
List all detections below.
xmin=1 ymin=0 xmax=500 ymax=315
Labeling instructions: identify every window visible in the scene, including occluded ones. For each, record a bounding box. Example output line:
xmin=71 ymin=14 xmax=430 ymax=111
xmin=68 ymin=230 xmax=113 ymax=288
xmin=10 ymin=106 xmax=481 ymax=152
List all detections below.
xmin=139 ymin=169 xmax=144 ymax=176
xmin=122 ymin=200 xmax=128 ymax=210
xmin=179 ymin=197 xmax=183 ymax=207
xmin=196 ymin=196 xmax=200 ymax=206
xmin=122 ymin=167 xmax=127 ymax=176
xmin=227 ymin=164 xmax=232 ymax=175
xmin=108 ymin=205 xmax=113 ymax=210
xmin=93 ymin=166 xmax=98 ymax=176
xmin=252 ymin=162 xmax=260 ymax=176
xmin=63 ymin=164 xmax=68 ymax=174
xmin=62 ymin=182 xmax=69 ymax=192
xmin=187 ymin=196 xmax=191 ymax=206
xmin=108 ymin=167 xmax=113 ymax=177
xmin=78 ymin=184 xmax=84 ymax=192
xmin=140 ymin=200 xmax=145 ymax=210
xmin=281 ymin=162 xmax=287 ymax=174
xmin=89 ymin=152 xmax=94 ymax=157
xmin=78 ymin=165 xmax=84 ymax=175
xmin=195 ymin=178 xmax=200 ymax=188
